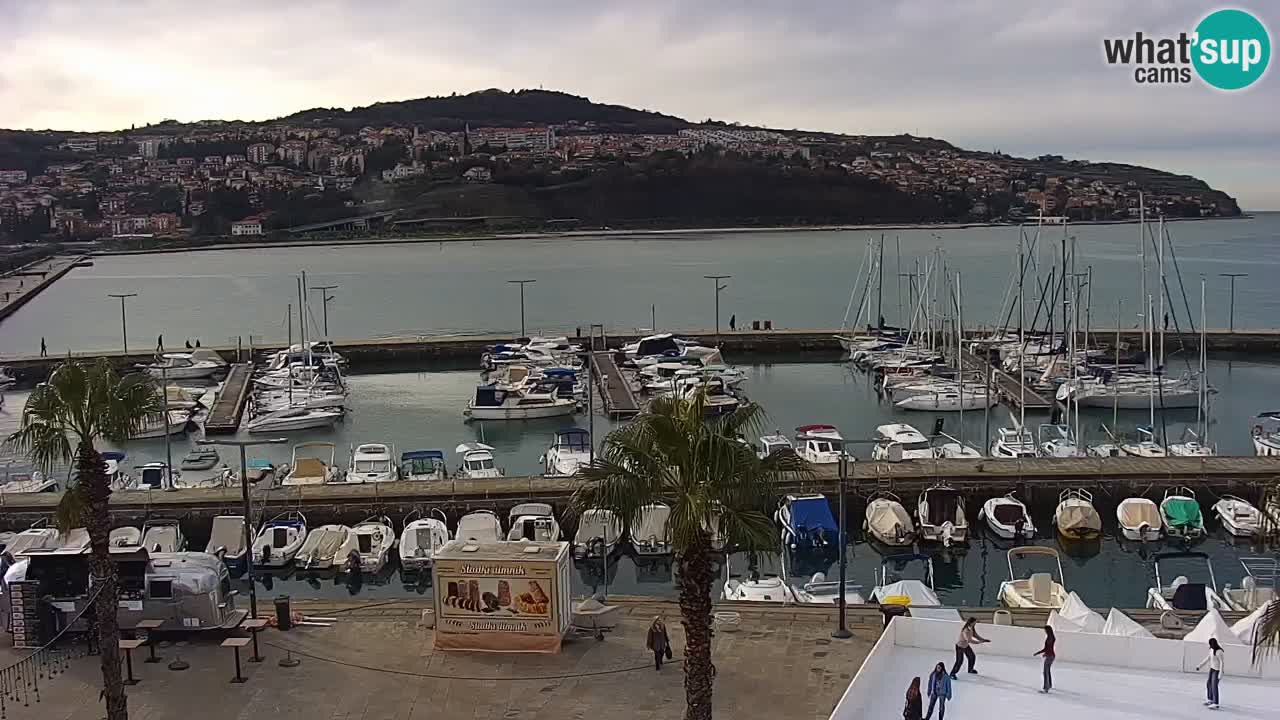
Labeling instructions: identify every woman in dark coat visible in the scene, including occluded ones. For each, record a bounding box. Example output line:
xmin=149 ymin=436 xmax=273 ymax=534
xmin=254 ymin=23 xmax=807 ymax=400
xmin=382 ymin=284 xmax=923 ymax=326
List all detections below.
xmin=646 ymin=616 xmax=672 ymax=670
xmin=903 ymin=676 xmax=923 ymax=720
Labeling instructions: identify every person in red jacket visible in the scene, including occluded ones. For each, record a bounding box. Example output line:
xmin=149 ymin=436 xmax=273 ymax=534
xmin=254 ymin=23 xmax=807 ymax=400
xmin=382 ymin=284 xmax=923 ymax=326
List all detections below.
xmin=1033 ymin=625 xmax=1056 ymax=693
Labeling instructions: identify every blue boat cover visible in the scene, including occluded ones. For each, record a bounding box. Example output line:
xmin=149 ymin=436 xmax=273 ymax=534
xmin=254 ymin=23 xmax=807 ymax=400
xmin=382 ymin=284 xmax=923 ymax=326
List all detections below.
xmin=542 ymin=368 xmax=578 ymax=377
xmin=101 ymin=451 xmax=127 ymax=461
xmin=248 ymin=459 xmax=273 ymax=468
xmin=790 ymin=496 xmax=837 ymax=533
xmin=401 ymin=449 xmax=445 ymax=460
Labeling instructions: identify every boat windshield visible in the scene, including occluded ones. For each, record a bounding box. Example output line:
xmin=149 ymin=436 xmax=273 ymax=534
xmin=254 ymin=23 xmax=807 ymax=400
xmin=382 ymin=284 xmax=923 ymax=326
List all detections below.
xmin=900 ymin=440 xmax=930 ymax=452
xmin=467 ymin=458 xmax=495 ymax=470
xmin=404 ymin=459 xmax=441 ymax=475
xmin=355 ymin=460 xmax=390 ymax=473
xmin=809 ymin=441 xmax=834 ymax=453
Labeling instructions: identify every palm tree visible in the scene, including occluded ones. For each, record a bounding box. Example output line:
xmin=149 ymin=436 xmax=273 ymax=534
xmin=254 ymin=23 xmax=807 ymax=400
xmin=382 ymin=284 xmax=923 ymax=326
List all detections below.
xmin=570 ymin=393 xmax=811 ymax=720
xmin=5 ymin=359 xmax=161 ymax=720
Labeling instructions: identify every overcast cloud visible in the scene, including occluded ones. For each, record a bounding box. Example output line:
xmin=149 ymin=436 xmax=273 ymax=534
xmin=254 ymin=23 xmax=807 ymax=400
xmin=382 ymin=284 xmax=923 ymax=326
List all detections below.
xmin=2 ymin=1 xmax=1277 ymax=207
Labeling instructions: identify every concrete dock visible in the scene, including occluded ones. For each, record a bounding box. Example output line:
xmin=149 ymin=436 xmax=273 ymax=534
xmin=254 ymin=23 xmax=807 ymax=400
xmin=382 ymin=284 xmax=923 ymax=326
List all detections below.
xmin=203 ymin=362 xmax=254 ymax=434
xmin=960 ymin=348 xmax=1052 ymax=411
xmin=590 ymin=351 xmax=640 ymax=418
xmin=0 ymin=254 xmax=88 ymax=323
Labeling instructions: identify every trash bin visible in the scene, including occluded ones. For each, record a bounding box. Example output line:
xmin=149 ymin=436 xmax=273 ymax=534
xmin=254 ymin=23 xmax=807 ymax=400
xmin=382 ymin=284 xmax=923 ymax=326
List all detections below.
xmin=879 ymin=603 xmax=910 ymax=628
xmin=274 ymin=595 xmax=292 ymax=631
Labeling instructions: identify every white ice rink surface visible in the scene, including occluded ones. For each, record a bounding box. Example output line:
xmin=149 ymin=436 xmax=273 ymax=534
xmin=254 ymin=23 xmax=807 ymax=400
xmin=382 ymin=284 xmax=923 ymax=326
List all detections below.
xmin=861 ymin=647 xmax=1273 ymax=719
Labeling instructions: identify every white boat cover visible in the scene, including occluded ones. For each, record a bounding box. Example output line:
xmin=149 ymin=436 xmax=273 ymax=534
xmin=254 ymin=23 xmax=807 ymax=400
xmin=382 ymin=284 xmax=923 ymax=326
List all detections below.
xmin=1230 ymin=603 xmax=1271 ymax=644
xmin=300 ymin=527 xmax=348 ymax=561
xmin=1056 ymin=501 xmax=1102 ymax=533
xmin=1183 ymin=608 xmax=1243 ymax=645
xmin=875 ymin=580 xmax=941 ymax=607
xmin=142 ymin=525 xmax=181 ymax=553
xmin=866 ymin=501 xmax=914 ymax=540
xmin=1047 ymin=609 xmax=1083 ymax=633
xmin=1118 ymin=500 xmax=1160 ymax=528
xmin=1102 ymin=608 xmax=1155 ymax=638
xmin=633 ymin=504 xmax=671 ymax=545
xmin=207 ymin=516 xmax=245 ymax=555
xmin=1059 ymin=591 xmax=1106 ymax=633
xmin=907 ymin=607 xmax=962 ymax=622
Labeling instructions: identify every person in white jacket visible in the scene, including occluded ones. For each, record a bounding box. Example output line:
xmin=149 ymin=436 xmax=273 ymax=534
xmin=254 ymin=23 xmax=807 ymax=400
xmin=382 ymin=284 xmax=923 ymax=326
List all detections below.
xmin=1194 ymin=637 xmax=1224 ymax=710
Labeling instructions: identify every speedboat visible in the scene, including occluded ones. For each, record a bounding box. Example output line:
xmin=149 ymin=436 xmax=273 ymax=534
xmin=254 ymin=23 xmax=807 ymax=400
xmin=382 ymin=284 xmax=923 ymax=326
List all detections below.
xmin=755 ymin=434 xmax=795 ymax=459
xmin=999 ymin=547 xmax=1069 ymax=609
xmin=346 ymin=442 xmax=398 ymax=483
xmin=989 ymin=427 xmax=1036 ymax=458
xmin=134 ymin=462 xmax=180 ymax=490
xmin=398 ymin=510 xmax=451 ymax=572
xmin=4 ymin=526 xmax=61 ymax=555
xmin=296 ymin=524 xmax=356 ymax=571
xmin=1146 ymin=551 xmax=1238 ymax=611
xmin=794 ymin=425 xmax=845 ymax=464
xmin=871 ymin=424 xmax=933 ymax=461
xmin=455 ymin=442 xmax=503 ymax=479
xmin=1054 ymin=488 xmax=1102 ymax=541
xmin=464 ymin=384 xmax=577 ymax=421
xmin=1213 ymin=496 xmax=1261 ymax=538
xmin=863 ymin=492 xmax=914 ymax=545
xmin=1251 ymin=411 xmax=1280 ymax=456
xmin=400 ymin=450 xmax=447 ymax=481
xmin=723 ymin=562 xmax=797 ymax=603
xmin=1121 ymin=426 xmax=1167 ymax=458
xmin=792 ymin=572 xmax=866 ymax=605
xmin=631 ymin=503 xmax=672 ymax=556
xmin=869 ymin=553 xmax=942 ymax=606
xmin=133 ymin=409 xmax=191 ymax=439
xmin=456 ymin=510 xmax=503 ymax=543
xmin=776 ymin=494 xmax=837 ymax=551
xmin=980 ymin=494 xmax=1035 ymax=540
xmin=102 ymin=451 xmax=131 ymax=490
xmin=141 ymin=518 xmax=185 ymax=553
xmin=252 ymin=511 xmax=308 ymax=568
xmin=1161 ymin=486 xmax=1205 ymax=539
xmin=179 ymin=445 xmax=220 ymax=471
xmin=541 ymin=427 xmax=592 ymax=477
xmin=206 ymin=515 xmax=249 ymax=576
xmin=507 ymin=502 xmax=562 ymax=542
xmin=109 ymin=526 xmax=142 ymax=548
xmin=917 ymin=483 xmax=968 ymax=547
xmin=346 ymin=516 xmax=395 ymax=574
xmin=1223 ymin=558 xmax=1278 ymax=612
xmin=145 ymin=350 xmax=226 ymax=380
xmin=1038 ymin=424 xmax=1084 ymax=458
xmin=573 ymin=509 xmax=621 ymax=559
xmin=1117 ymin=497 xmax=1162 ymax=541
xmin=246 ymin=405 xmax=342 ymax=433
xmin=0 ymin=470 xmax=59 ymax=494
xmin=637 ymin=361 xmax=695 ymax=393
xmin=281 ymin=442 xmax=342 ymax=485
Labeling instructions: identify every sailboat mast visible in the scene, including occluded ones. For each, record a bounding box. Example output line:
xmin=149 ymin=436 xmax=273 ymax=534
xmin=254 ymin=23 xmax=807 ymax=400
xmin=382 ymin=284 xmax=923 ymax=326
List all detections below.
xmin=1018 ymin=232 xmax=1026 ymax=431
xmin=1113 ymin=300 xmax=1121 ymax=430
xmin=956 ymin=272 xmax=964 ymax=442
xmin=1199 ymin=278 xmax=1207 ymax=442
xmin=896 ymin=235 xmax=903 ymax=328
xmin=876 ymin=234 xmax=885 ymax=329
xmin=286 ymin=301 xmax=294 ymax=405
xmin=1157 ymin=215 xmax=1165 ymax=369
xmin=1147 ymin=294 xmax=1155 ymax=430
xmin=1139 ymin=192 xmax=1147 ymax=354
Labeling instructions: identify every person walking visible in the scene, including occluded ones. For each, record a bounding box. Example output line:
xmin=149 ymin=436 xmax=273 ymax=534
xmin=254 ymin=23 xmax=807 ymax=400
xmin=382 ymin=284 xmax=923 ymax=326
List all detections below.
xmin=1195 ymin=637 xmax=1224 ymax=709
xmin=195 ymin=338 xmax=201 ymax=348
xmin=903 ymin=676 xmax=923 ymax=720
xmin=646 ymin=616 xmax=671 ymax=671
xmin=1034 ymin=625 xmax=1056 ymax=693
xmin=157 ymin=334 xmax=164 ymax=352
xmin=728 ymin=314 xmax=736 ymax=331
xmin=185 ymin=340 xmax=192 ymax=349
xmin=925 ymin=662 xmax=951 ymax=720
xmin=950 ymin=616 xmax=989 ymax=677
xmin=40 ymin=337 xmax=47 ymax=357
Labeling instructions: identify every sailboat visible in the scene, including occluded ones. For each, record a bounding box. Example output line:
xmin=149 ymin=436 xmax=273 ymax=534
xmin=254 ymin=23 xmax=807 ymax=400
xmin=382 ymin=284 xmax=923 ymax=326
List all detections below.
xmin=1170 ymin=279 xmax=1216 ymax=457
xmin=1161 ymin=487 xmax=1205 ymax=539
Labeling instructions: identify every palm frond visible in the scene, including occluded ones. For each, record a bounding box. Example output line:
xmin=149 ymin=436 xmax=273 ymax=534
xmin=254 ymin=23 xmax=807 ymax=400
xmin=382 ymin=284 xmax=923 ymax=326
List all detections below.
xmin=54 ymin=484 xmax=90 ymax=533
xmin=1251 ymin=599 xmax=1280 ymax=666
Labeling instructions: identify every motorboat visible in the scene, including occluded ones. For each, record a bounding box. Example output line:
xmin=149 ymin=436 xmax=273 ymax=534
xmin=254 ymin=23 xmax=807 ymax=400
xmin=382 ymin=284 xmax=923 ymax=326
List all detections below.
xmin=464 ymin=384 xmax=577 ymax=421
xmin=631 ymin=503 xmax=672 ymax=556
xmin=675 ymin=377 xmax=741 ymax=417
xmin=893 ymin=385 xmax=994 ymax=412
xmin=999 ymin=547 xmax=1069 ymax=609
xmin=206 ymin=515 xmax=249 ymax=576
xmin=179 ymin=445 xmax=220 ymax=471
xmin=1161 ymin=486 xmax=1205 ymax=539
xmin=1121 ymin=426 xmax=1167 ymax=458
xmin=723 ymin=563 xmax=797 ymax=604
xmin=871 ymin=424 xmax=933 ymax=461
xmin=252 ymin=511 xmax=308 ymax=568
xmin=794 ymin=425 xmax=845 ymax=464
xmin=507 ymin=502 xmax=562 ymax=542
xmin=141 ymin=518 xmax=186 ymax=553
xmin=863 ymin=492 xmax=914 ymax=545
xmin=1146 ymin=551 xmax=1237 ymax=612
xmin=244 ymin=459 xmax=275 ymax=484
xmin=145 ymin=350 xmax=226 ymax=380
xmin=541 ymin=427 xmax=592 ymax=477
xmin=869 ymin=553 xmax=942 ymax=606
xmin=792 ymin=572 xmax=866 ymax=605
xmin=755 ymin=434 xmax=795 ymax=459
xmin=456 ymin=510 xmax=504 ymax=543
xmin=1251 ymin=411 xmax=1280 ymax=456
xmin=916 ymin=482 xmax=967 ymax=547
xmin=1054 ymin=488 xmax=1102 ymax=541
xmin=398 ymin=509 xmax=451 ymax=572
xmin=246 ymin=405 xmax=342 ymax=433
xmin=346 ymin=516 xmax=395 ymax=574
xmin=5 ymin=526 xmax=61 ymax=555
xmin=455 ymin=442 xmax=503 ymax=479
xmin=1222 ymin=558 xmax=1277 ymax=612
xmin=135 ymin=462 xmax=181 ymax=491
xmin=109 ymin=526 xmax=142 ymax=548
xmin=400 ymin=449 xmax=447 ymax=481
xmin=345 ymin=442 xmax=398 ymax=483
xmin=980 ymin=494 xmax=1035 ymax=540
xmin=253 ymin=386 xmax=348 ymax=413
xmin=102 ymin=451 xmax=131 ymax=490
xmin=1038 ymin=424 xmax=1084 ymax=458
xmin=281 ymin=442 xmax=342 ymax=485
xmin=133 ymin=409 xmax=191 ymax=439
xmin=989 ymin=427 xmax=1036 ymax=458
xmin=296 ymin=524 xmax=356 ymax=571
xmin=1116 ymin=497 xmax=1162 ymax=541
xmin=637 ymin=361 xmax=696 ymax=393
xmin=573 ymin=508 xmax=621 ymax=559
xmin=1212 ymin=496 xmax=1261 ymax=538
xmin=776 ymin=494 xmax=837 ymax=551
xmin=0 ymin=470 xmax=59 ymax=494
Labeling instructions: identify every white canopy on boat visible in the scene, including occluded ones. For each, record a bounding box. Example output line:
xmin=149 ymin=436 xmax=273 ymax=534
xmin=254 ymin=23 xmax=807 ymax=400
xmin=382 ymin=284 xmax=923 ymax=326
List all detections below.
xmin=1231 ymin=603 xmax=1271 ymax=645
xmin=1059 ymin=591 xmax=1105 ymax=633
xmin=1102 ymin=608 xmax=1155 ymax=639
xmin=1183 ymin=607 xmax=1243 ymax=645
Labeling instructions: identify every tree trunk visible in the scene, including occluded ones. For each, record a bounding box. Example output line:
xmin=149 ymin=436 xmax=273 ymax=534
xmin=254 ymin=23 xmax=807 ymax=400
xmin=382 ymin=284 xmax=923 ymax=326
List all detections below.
xmin=676 ymin=538 xmax=714 ymax=720
xmin=78 ymin=442 xmax=128 ymax=720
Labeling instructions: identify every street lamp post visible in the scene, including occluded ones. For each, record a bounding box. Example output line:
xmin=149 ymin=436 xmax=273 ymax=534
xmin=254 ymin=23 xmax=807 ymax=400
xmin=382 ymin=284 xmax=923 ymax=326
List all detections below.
xmin=108 ymin=293 xmax=138 ymax=355
xmin=508 ymin=279 xmax=536 ymax=338
xmin=832 ymin=447 xmax=852 ymax=639
xmin=310 ymin=285 xmax=338 ymax=339
xmin=1219 ymin=273 xmax=1247 ymax=332
xmin=202 ymin=437 xmax=288 ymax=619
xmin=703 ymin=275 xmax=730 ymax=346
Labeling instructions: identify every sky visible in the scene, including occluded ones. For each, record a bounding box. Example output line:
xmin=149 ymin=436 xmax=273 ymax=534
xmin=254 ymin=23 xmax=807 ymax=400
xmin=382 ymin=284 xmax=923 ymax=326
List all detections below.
xmin=1 ymin=1 xmax=1278 ymax=208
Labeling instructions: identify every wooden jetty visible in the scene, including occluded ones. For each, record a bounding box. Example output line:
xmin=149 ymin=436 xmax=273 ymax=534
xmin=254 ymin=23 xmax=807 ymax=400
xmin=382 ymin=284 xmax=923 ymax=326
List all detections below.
xmin=590 ymin=351 xmax=640 ymax=418
xmin=203 ymin=362 xmax=254 ymax=434
xmin=960 ymin=348 xmax=1052 ymax=411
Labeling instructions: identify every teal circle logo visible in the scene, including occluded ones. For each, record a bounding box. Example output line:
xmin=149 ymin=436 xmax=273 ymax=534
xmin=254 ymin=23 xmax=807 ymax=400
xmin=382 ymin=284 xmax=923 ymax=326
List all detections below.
xmin=1192 ymin=9 xmax=1270 ymax=90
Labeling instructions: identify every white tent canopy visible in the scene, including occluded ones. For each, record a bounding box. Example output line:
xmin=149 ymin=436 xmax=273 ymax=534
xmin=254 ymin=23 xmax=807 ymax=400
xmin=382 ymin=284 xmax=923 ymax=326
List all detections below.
xmin=1102 ymin=608 xmax=1155 ymax=639
xmin=1231 ymin=603 xmax=1272 ymax=645
xmin=1183 ymin=607 xmax=1243 ymax=645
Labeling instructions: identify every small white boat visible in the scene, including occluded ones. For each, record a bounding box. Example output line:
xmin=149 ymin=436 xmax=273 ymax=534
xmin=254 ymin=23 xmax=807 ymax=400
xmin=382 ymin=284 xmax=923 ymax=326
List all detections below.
xmin=135 ymin=462 xmax=176 ymax=490
xmin=1168 ymin=429 xmax=1215 ymax=457
xmin=345 ymin=442 xmax=398 ymax=483
xmin=296 ymin=524 xmax=355 ymax=571
xmin=1223 ymin=558 xmax=1278 ymax=612
xmin=141 ymin=519 xmax=185 ymax=553
xmin=573 ymin=508 xmax=621 ymax=559
xmin=989 ymin=427 xmax=1037 ymax=458
xmin=893 ymin=386 xmax=995 ymax=412
xmin=1146 ymin=551 xmax=1238 ymax=612
xmin=999 ymin=547 xmax=1069 ymax=609
xmin=1121 ymin=426 xmax=1167 ymax=457
xmin=776 ymin=494 xmax=838 ymax=551
xmin=145 ymin=350 xmax=226 ymax=380
xmin=281 ymin=442 xmax=342 ymax=486
xmin=455 ymin=442 xmax=503 ymax=479
xmin=179 ymin=445 xmax=220 ymax=471
xmin=1161 ymin=486 xmax=1205 ymax=539
xmin=1251 ymin=411 xmax=1280 ymax=456
xmin=109 ymin=526 xmax=142 ymax=548
xmin=0 ymin=470 xmax=59 ymax=494
xmin=464 ymin=384 xmax=576 ymax=421
xmin=755 ymin=434 xmax=795 ymax=459
xmin=252 ymin=511 xmax=308 ymax=568
xmin=347 ymin=515 xmax=395 ymax=574
xmin=723 ymin=563 xmax=797 ymax=603
xmin=399 ymin=450 xmax=447 ymax=481
xmin=1054 ymin=488 xmax=1102 ymax=541
xmin=1038 ymin=424 xmax=1084 ymax=458
xmin=792 ymin=572 xmax=866 ymax=605
xmin=206 ymin=515 xmax=249 ymax=575
xmin=794 ymin=425 xmax=845 ymax=464
xmin=1117 ymin=497 xmax=1162 ymax=541
xmin=631 ymin=503 xmax=672 ymax=556
xmin=864 ymin=492 xmax=915 ymax=545
xmin=541 ymin=427 xmax=592 ymax=477
xmin=869 ymin=553 xmax=942 ymax=606
xmin=1213 ymin=496 xmax=1261 ymax=538
xmin=4 ymin=527 xmax=61 ymax=555
xmin=398 ymin=510 xmax=451 ymax=572
xmin=246 ymin=405 xmax=342 ymax=434
xmin=871 ymin=424 xmax=933 ymax=461
xmin=980 ymin=494 xmax=1035 ymax=539
xmin=133 ymin=409 xmax=191 ymax=439
xmin=507 ymin=502 xmax=562 ymax=542
xmin=917 ymin=483 xmax=967 ymax=547
xmin=456 ymin=510 xmax=503 ymax=543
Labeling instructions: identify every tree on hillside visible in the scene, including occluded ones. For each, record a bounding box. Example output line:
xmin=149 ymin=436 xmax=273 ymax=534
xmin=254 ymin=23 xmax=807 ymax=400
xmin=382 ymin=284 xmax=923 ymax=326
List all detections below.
xmin=5 ymin=359 xmax=162 ymax=720
xmin=569 ymin=394 xmax=811 ymax=720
